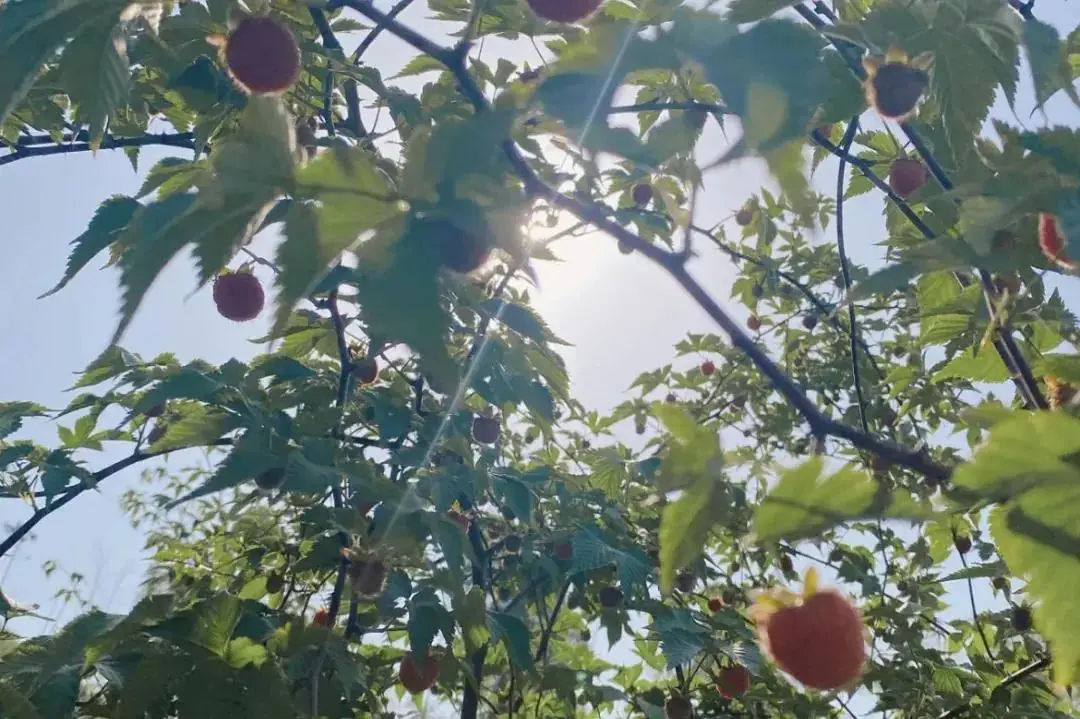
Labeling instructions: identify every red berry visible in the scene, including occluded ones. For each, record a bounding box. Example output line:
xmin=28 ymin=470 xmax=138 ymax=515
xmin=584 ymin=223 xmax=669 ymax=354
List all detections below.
xmin=701 ymin=360 xmax=716 ymax=377
xmin=779 ymin=555 xmax=794 ymax=573
xmin=707 ymin=597 xmax=724 ymax=613
xmin=735 ymin=207 xmax=753 ymax=226
xmin=1039 ymin=213 xmax=1075 ymax=268
xmin=313 ymin=607 xmax=331 ymax=627
xmin=888 ymin=158 xmax=928 ymax=199
xmin=350 ymin=559 xmax=388 ymax=598
xmin=632 ymin=183 xmax=653 ymax=206
xmin=717 ymin=665 xmax=750 ymax=697
xmin=472 ymin=416 xmax=500 ymax=444
xmin=399 ymin=651 xmax=439 ymax=693
xmin=212 ymin=270 xmax=265 ymax=322
xmin=954 ymin=535 xmax=972 ymax=555
xmin=747 ymin=314 xmax=761 ymax=332
xmin=223 ymin=16 xmax=301 ymax=95
xmin=866 ymin=62 xmax=928 ymax=120
xmin=525 ymin=0 xmax=602 ymax=23
xmin=663 ymin=695 xmax=693 ymax=719
xmin=554 ymin=542 xmax=573 ymax=561
xmin=665 ymin=392 xmax=677 ymax=403
xmin=355 ymin=357 xmax=379 ymax=384
xmin=760 ymin=589 xmax=866 ymax=690
xmin=439 ymin=222 xmax=492 ymax=274
xmin=598 ymin=586 xmax=622 ymax=608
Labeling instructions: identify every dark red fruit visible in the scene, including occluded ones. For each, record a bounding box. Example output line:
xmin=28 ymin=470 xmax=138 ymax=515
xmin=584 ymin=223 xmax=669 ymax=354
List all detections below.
xmin=436 ymin=221 xmax=492 ymax=274
xmin=665 ymin=392 xmax=677 ymax=403
xmin=664 ymin=694 xmax=694 ymax=719
xmin=675 ymin=572 xmax=696 ymax=593
xmin=313 ymin=607 xmax=331 ymax=626
xmin=779 ymin=555 xmax=794 ymax=573
xmin=866 ymin=62 xmax=928 ymax=120
xmin=526 ymin=0 xmax=602 ymax=23
xmin=472 ymin=416 xmax=500 ymax=444
xmin=399 ymin=651 xmax=439 ymax=693
xmin=255 ymin=467 xmax=285 ymax=491
xmin=701 ymin=360 xmax=716 ymax=377
xmin=632 ymin=183 xmax=653 ymax=206
xmin=504 ymin=535 xmax=522 ymax=553
xmin=554 ymin=542 xmax=573 ymax=561
xmin=224 ymin=16 xmax=301 ymax=95
xmin=718 ymin=665 xmax=750 ymax=697
xmin=266 ymin=574 xmax=284 ymax=594
xmin=735 ymin=207 xmax=753 ymax=226
xmin=888 ymin=158 xmax=928 ymax=199
xmin=1012 ymin=605 xmax=1032 ymax=632
xmin=212 ymin=270 xmax=265 ymax=322
xmin=747 ymin=315 xmax=761 ymax=331
xmin=954 ymin=535 xmax=972 ymax=555
xmin=351 ymin=559 xmax=388 ymax=598
xmin=708 ymin=597 xmax=724 ymax=613
xmin=598 ymin=585 xmax=622 ymax=608
xmin=731 ymin=395 xmax=746 ymax=409
xmin=355 ymin=357 xmax=379 ymax=384
xmin=801 ymin=314 xmax=817 ymax=330
xmin=761 ymin=589 xmax=865 ymax=690
xmin=992 ymin=576 xmax=1008 ymax=591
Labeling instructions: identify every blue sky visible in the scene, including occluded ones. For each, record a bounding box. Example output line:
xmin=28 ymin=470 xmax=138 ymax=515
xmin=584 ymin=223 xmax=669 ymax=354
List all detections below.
xmin=1 ymin=0 xmax=1078 ymax=715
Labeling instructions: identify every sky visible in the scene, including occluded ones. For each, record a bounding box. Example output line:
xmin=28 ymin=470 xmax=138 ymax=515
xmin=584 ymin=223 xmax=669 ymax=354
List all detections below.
xmin=0 ymin=0 xmax=1078 ymax=716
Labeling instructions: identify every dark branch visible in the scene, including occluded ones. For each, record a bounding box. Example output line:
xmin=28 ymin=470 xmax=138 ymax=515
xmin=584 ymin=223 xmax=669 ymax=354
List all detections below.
xmin=0 ymin=439 xmax=233 ymax=558
xmin=0 ymin=132 xmax=195 ymax=166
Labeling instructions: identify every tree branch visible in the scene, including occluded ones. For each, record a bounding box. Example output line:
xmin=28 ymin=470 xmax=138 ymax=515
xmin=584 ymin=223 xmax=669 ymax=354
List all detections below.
xmin=309 ymin=7 xmax=368 ymax=140
xmin=0 ymin=132 xmax=195 ymax=166
xmin=0 ymin=439 xmax=233 ymax=558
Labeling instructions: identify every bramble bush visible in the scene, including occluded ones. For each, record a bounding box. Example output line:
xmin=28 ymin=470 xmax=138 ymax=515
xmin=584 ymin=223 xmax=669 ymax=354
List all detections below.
xmin=1 ymin=0 xmax=1080 ymax=716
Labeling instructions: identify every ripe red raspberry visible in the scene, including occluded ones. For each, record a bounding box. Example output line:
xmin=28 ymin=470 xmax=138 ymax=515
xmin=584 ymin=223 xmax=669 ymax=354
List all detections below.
xmin=223 ymin=16 xmax=301 ymax=94
xmin=717 ymin=664 xmax=750 ymax=697
xmin=212 ymin=270 xmax=265 ymax=322
xmin=355 ymin=357 xmax=379 ymax=384
xmin=707 ymin=596 xmax=724 ymax=613
xmin=313 ymin=607 xmax=331 ymax=626
xmin=701 ymin=360 xmax=716 ymax=376
xmin=632 ymin=183 xmax=653 ymax=206
xmin=888 ymin=158 xmax=928 ymax=199
xmin=756 ymin=586 xmax=866 ymax=690
xmin=399 ymin=651 xmax=439 ymax=693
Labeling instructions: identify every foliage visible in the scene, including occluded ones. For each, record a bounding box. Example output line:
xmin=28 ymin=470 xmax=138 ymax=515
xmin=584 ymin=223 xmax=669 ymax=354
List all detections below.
xmin=1 ymin=0 xmax=1080 ymax=716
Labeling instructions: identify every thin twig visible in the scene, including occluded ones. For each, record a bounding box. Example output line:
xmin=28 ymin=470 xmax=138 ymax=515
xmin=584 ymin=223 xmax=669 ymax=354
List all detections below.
xmin=309 ymin=7 xmax=368 ymax=141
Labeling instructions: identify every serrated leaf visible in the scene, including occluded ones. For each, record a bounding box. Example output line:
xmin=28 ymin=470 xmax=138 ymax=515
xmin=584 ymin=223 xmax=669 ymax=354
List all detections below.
xmin=40 ymin=196 xmax=140 ymax=299
xmin=933 ymin=347 xmax=1011 ymax=384
xmin=659 ymin=476 xmax=728 ymax=594
xmin=0 ymin=402 xmax=48 ymax=441
xmin=1025 ymin=18 xmax=1080 ymax=111
xmin=0 ymin=0 xmax=128 ymax=126
xmin=137 ymin=157 xmax=207 ymax=200
xmin=132 ymin=367 xmax=222 ymax=415
xmin=489 ymin=612 xmax=533 ymax=672
xmin=166 ymin=433 xmax=281 ymax=507
xmin=932 ymin=667 xmax=964 ymax=696
xmin=111 ymin=193 xmax=199 ymax=344
xmin=653 ymin=610 xmax=708 ymax=667
xmin=274 ymin=149 xmax=399 ymax=333
xmin=753 ymin=457 xmax=933 ymax=543
xmin=56 ymin=15 xmax=130 ymax=148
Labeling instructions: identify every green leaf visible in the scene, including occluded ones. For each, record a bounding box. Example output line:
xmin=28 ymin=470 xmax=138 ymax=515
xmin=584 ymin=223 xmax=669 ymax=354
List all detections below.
xmin=1024 ymin=18 xmax=1080 ymax=110
xmin=0 ymin=0 xmax=127 ymax=126
xmin=137 ymin=157 xmax=207 ymax=200
xmin=932 ymin=667 xmax=964 ymax=696
xmin=132 ymin=367 xmax=222 ymax=415
xmin=933 ymin=347 xmax=1011 ymax=384
xmin=189 ymin=593 xmax=241 ymax=656
xmin=407 ymin=589 xmax=453 ymax=660
xmin=166 ymin=433 xmax=280 ymax=507
xmin=114 ymin=654 xmax=190 ymax=719
xmin=0 ymin=402 xmax=48 ymax=441
xmin=653 ymin=610 xmax=708 ymax=667
xmin=69 ymin=345 xmax=140 ymax=389
xmin=111 ymin=193 xmax=199 ymax=344
xmin=489 ymin=612 xmax=533 ymax=672
xmin=275 ymin=148 xmax=399 ymax=332
xmin=56 ymin=15 xmax=130 ymax=148
xmin=481 ymin=298 xmax=558 ymax=344
xmin=429 ymin=515 xmax=468 ymax=584
xmin=40 ymin=196 xmax=140 ymax=299
xmin=976 ymin=417 xmax=1080 ymax=685
xmin=659 ymin=476 xmax=727 ymax=594
xmin=846 ymin=263 xmax=921 ymax=303
xmin=696 ymin=20 xmax=826 ymax=153
xmin=753 ymin=458 xmax=933 ymax=543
